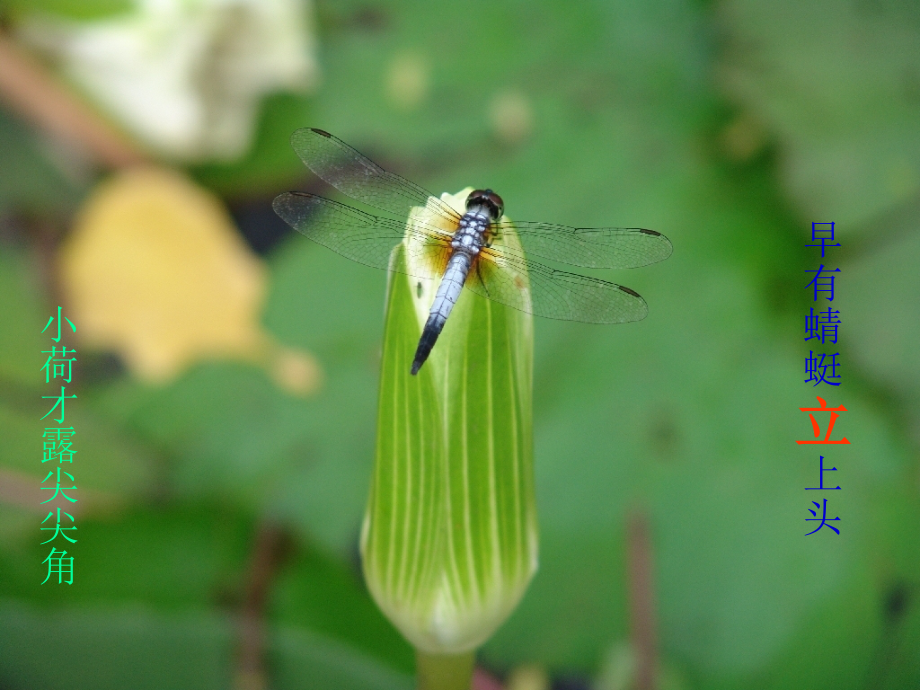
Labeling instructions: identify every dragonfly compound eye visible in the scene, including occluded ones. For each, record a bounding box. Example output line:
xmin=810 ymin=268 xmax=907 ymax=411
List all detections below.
xmin=466 ymin=189 xmax=504 ymax=220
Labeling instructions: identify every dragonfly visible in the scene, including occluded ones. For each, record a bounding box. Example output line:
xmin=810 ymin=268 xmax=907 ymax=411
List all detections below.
xmin=273 ymin=128 xmax=672 ymax=375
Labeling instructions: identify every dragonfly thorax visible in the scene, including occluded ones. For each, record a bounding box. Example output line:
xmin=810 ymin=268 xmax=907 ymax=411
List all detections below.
xmin=451 ymin=210 xmax=491 ymax=254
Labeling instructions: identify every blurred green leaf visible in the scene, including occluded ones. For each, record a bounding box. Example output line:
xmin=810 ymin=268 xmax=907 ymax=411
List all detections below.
xmin=0 ymin=505 xmax=250 ymax=608
xmin=272 ymin=623 xmax=414 ymax=690
xmin=272 ymin=547 xmax=415 ymax=674
xmin=0 ymin=601 xmax=413 ymax=690
xmin=0 ymin=400 xmax=157 ymax=508
xmin=716 ymin=0 xmax=920 ymax=228
xmin=4 ymin=0 xmax=132 ymax=21
xmin=0 ymin=108 xmax=82 ymax=218
xmin=0 ymin=245 xmax=50 ymax=388
xmin=844 ymin=214 xmax=920 ymax=438
xmin=0 ymin=602 xmax=233 ymax=690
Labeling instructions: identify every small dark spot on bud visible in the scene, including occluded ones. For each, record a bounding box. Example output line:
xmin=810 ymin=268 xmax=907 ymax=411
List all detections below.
xmin=417 ymin=282 xmax=423 ymax=298
xmin=884 ymin=581 xmax=910 ymax=624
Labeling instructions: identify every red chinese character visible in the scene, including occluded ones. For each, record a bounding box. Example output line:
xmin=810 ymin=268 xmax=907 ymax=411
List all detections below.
xmin=797 ymin=396 xmax=850 ymax=445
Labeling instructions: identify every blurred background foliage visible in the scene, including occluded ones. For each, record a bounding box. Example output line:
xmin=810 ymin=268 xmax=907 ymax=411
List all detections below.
xmin=0 ymin=0 xmax=919 ymax=689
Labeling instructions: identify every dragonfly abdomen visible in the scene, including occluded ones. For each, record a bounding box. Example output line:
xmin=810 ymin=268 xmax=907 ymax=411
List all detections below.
xmin=410 ymin=208 xmax=492 ymax=375
xmin=411 ymin=251 xmax=474 ymax=375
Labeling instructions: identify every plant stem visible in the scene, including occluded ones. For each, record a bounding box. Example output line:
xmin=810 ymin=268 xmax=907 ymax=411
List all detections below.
xmin=0 ymin=32 xmax=147 ymax=168
xmin=415 ymin=650 xmax=475 ymax=690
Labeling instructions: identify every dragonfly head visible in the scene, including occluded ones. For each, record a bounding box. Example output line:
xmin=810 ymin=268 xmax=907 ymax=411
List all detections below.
xmin=466 ymin=189 xmax=504 ymax=221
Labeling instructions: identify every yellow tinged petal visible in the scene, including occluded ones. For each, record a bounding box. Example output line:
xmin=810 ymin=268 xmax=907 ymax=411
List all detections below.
xmin=59 ymin=167 xmax=303 ymax=386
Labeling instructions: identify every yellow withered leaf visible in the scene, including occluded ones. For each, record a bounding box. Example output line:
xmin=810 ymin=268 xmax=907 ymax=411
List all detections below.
xmin=60 ymin=167 xmax=316 ymax=389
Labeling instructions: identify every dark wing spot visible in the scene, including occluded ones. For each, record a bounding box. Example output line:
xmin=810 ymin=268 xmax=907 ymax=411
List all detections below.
xmin=312 ymin=128 xmax=332 ymax=138
xmin=619 ymin=285 xmax=642 ymax=298
xmin=639 ymin=228 xmax=662 ymax=236
xmin=417 ymin=282 xmax=423 ymax=298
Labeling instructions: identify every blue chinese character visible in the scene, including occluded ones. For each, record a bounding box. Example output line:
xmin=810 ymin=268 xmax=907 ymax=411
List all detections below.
xmin=806 ymin=499 xmax=840 ymax=535
xmin=807 ymin=222 xmax=840 ymax=258
xmin=805 ymin=351 xmax=841 ymax=387
xmin=806 ymin=265 xmax=840 ymax=301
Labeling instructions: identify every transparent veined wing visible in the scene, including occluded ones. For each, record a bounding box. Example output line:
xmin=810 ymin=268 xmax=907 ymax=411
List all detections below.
xmin=289 ymin=128 xmax=461 ymax=224
xmin=274 ymin=191 xmax=650 ymax=325
xmin=272 ymin=192 xmax=453 ymax=281
xmin=468 ymin=244 xmax=649 ymax=324
xmin=494 ymin=220 xmax=673 ymax=269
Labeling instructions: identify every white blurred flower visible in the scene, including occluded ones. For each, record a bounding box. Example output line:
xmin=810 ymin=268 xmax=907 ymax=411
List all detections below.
xmin=20 ymin=0 xmax=318 ymax=161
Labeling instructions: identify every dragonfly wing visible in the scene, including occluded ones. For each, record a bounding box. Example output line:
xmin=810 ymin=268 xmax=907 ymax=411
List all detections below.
xmin=290 ymin=128 xmax=461 ymax=224
xmin=495 ymin=220 xmax=672 ymax=269
xmin=466 ymin=246 xmax=649 ymax=324
xmin=273 ymin=192 xmax=452 ymax=281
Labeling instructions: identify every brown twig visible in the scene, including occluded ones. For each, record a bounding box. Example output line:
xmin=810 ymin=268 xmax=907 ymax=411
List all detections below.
xmin=0 ymin=32 xmax=147 ymax=169
xmin=627 ymin=510 xmax=658 ymax=690
xmin=235 ymin=520 xmax=287 ymax=690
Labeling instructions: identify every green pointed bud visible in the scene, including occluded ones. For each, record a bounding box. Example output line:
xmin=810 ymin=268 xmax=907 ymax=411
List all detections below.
xmin=361 ymin=189 xmax=538 ymax=655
